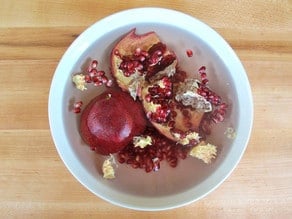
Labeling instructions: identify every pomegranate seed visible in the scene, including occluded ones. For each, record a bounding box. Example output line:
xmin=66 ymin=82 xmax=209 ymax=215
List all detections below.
xmin=127 ymin=159 xmax=134 ymax=165
xmin=217 ymin=108 xmax=226 ymax=115
xmin=199 ymin=91 xmax=207 ymax=97
xmin=165 ymin=90 xmax=172 ymax=97
xmin=171 ymin=110 xmax=177 ymax=118
xmin=186 ymin=49 xmax=193 ymax=57
xmin=135 ymin=155 xmax=141 ymax=162
xmin=145 ymin=94 xmax=151 ymax=102
xmin=94 ymin=81 xmax=103 ymax=86
xmin=74 ymin=101 xmax=83 ymax=108
xmin=114 ymin=49 xmax=120 ymax=56
xmin=199 ymin=66 xmax=206 ymax=71
xmin=119 ymin=152 xmax=128 ymax=160
xmin=124 ymin=71 xmax=130 ymax=77
xmin=118 ymin=157 xmax=125 ymax=164
xmin=91 ymin=76 xmax=99 ymax=83
xmin=145 ymin=157 xmax=154 ymax=172
xmin=145 ymin=166 xmax=153 ymax=173
xmin=168 ymin=157 xmax=178 ymax=168
xmin=177 ymin=148 xmax=187 ymax=159
xmin=84 ymin=75 xmax=92 ymax=83
xmin=200 ymin=72 xmax=207 ymax=78
xmin=87 ymin=66 xmax=92 ymax=73
xmin=168 ymin=120 xmax=175 ymax=128
xmin=141 ymin=51 xmax=149 ymax=57
xmin=156 ymin=151 xmax=163 ymax=160
xmin=106 ymin=79 xmax=113 ymax=87
xmin=89 ymin=69 xmax=98 ymax=78
xmin=135 ymin=55 xmax=143 ymax=62
xmin=131 ymin=162 xmax=140 ymax=169
xmin=97 ymin=71 xmax=105 ymax=76
xmin=166 ymin=150 xmax=174 ymax=157
xmin=202 ymin=78 xmax=209 ymax=85
xmin=73 ymin=107 xmax=81 ymax=113
xmin=101 ymin=75 xmax=108 ymax=84
xmin=219 ymin=102 xmax=228 ymax=110
xmin=148 ymin=50 xmax=163 ymax=65
xmin=73 ymin=101 xmax=83 ymax=113
xmin=91 ymin=60 xmax=98 ymax=69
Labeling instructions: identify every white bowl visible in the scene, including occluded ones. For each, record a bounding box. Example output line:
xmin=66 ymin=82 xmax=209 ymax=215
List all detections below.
xmin=48 ymin=8 xmax=253 ymax=211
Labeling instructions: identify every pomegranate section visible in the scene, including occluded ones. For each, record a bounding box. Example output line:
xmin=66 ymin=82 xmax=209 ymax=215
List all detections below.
xmin=111 ymin=28 xmax=177 ymax=100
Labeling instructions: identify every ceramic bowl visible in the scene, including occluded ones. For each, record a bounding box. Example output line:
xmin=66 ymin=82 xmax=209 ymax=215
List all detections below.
xmin=48 ymin=8 xmax=253 ymax=211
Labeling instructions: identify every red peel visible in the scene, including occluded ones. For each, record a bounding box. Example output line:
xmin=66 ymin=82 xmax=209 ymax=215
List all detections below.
xmin=80 ymin=89 xmax=147 ymax=155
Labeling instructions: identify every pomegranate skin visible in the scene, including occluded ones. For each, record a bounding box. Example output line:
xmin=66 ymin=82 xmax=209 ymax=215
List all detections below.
xmin=80 ymin=89 xmax=147 ymax=155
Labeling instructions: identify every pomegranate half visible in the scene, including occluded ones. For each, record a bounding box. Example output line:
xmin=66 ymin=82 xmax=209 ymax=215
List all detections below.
xmin=80 ymin=89 xmax=147 ymax=155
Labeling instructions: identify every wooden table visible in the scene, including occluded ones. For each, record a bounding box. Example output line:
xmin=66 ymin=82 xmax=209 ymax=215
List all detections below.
xmin=1 ymin=1 xmax=291 ymax=218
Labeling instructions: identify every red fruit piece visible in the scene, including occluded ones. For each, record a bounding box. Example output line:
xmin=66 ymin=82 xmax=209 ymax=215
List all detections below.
xmin=141 ymin=77 xmax=204 ymax=142
xmin=186 ymin=49 xmax=193 ymax=57
xmin=110 ymin=28 xmax=177 ymax=99
xmin=80 ymin=89 xmax=147 ymax=155
xmin=111 ymin=28 xmax=161 ymax=92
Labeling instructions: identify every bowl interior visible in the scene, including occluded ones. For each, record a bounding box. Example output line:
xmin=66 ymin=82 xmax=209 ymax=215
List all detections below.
xmin=49 ymin=8 xmax=252 ymax=211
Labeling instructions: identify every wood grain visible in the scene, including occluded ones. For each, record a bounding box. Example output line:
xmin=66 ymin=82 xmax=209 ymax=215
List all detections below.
xmin=0 ymin=0 xmax=291 ymax=218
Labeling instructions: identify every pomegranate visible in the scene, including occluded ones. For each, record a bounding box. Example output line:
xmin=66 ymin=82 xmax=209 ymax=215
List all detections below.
xmin=111 ymin=28 xmax=177 ymax=99
xmin=80 ymin=89 xmax=147 ymax=155
xmin=110 ymin=30 xmax=209 ymax=144
xmin=140 ymin=76 xmax=204 ymax=144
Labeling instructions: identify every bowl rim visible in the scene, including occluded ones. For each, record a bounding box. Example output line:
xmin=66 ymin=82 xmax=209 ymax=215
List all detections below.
xmin=48 ymin=7 xmax=253 ymax=211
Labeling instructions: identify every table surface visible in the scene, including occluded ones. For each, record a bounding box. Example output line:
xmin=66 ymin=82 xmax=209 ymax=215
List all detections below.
xmin=1 ymin=0 xmax=291 ymax=218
